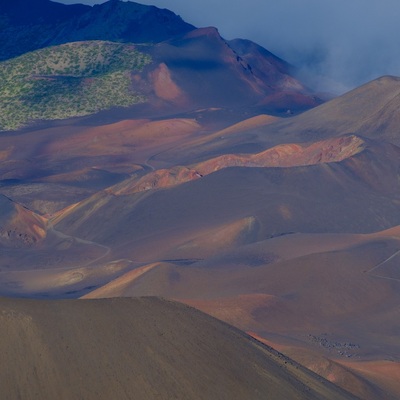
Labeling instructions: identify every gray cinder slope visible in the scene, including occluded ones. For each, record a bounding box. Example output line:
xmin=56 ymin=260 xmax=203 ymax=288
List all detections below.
xmin=0 ymin=296 xmax=357 ymax=400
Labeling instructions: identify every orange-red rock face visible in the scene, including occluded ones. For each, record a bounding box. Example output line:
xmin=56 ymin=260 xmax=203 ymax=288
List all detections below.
xmin=108 ymin=134 xmax=366 ymax=194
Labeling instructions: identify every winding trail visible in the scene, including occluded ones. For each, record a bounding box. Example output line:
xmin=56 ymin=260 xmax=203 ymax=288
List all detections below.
xmin=0 ymin=223 xmax=112 ymax=275
xmin=366 ymin=248 xmax=400 ymax=283
xmin=47 ymin=222 xmax=111 ymax=267
xmin=143 ymin=156 xmax=156 ymax=172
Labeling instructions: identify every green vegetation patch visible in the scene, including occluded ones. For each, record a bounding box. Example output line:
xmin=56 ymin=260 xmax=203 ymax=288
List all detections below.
xmin=0 ymin=41 xmax=152 ymax=130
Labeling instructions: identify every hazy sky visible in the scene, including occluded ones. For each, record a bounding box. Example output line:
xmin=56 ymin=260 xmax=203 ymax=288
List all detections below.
xmin=60 ymin=0 xmax=400 ymax=93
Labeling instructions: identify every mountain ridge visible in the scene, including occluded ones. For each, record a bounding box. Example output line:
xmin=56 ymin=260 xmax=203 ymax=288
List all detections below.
xmin=263 ymin=75 xmax=400 ymax=145
xmin=0 ymin=31 xmax=319 ymax=130
xmin=0 ymin=0 xmax=194 ymax=60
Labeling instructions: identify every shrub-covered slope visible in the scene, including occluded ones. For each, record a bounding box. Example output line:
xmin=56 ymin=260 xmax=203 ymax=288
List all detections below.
xmin=0 ymin=41 xmax=151 ymax=130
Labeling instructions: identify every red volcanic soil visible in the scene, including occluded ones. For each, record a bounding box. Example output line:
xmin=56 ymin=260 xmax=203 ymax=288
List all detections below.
xmin=50 ymin=139 xmax=400 ymax=271
xmin=147 ymin=27 xmax=320 ymax=114
xmin=106 ymin=134 xmax=366 ymax=194
xmin=109 ymin=166 xmax=202 ymax=195
xmin=150 ymin=62 xmax=188 ymax=104
xmin=259 ymin=91 xmax=322 ymax=112
xmin=195 ymin=134 xmax=365 ymax=173
xmin=41 ymin=118 xmax=201 ymax=162
xmin=0 ymin=195 xmax=47 ymax=247
xmin=0 ymin=116 xmax=205 ymax=214
xmin=0 ymin=117 xmax=202 ymax=176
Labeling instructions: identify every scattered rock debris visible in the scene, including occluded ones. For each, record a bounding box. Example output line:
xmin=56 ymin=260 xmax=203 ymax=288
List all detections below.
xmin=308 ymin=333 xmax=360 ymax=358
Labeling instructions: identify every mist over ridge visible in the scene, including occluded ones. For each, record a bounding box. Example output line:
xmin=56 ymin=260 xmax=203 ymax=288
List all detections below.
xmin=60 ymin=0 xmax=400 ymax=94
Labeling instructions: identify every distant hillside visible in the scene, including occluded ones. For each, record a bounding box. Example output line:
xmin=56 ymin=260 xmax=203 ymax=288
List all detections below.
xmin=263 ymin=75 xmax=400 ymax=145
xmin=0 ymin=41 xmax=151 ymax=130
xmin=0 ymin=0 xmax=321 ymax=128
xmin=0 ymin=29 xmax=320 ymax=131
xmin=0 ymin=0 xmax=194 ymax=61
xmin=0 ymin=296 xmax=357 ymax=400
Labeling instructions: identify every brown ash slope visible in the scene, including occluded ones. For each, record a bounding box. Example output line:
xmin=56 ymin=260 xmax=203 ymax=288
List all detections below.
xmin=106 ymin=134 xmax=366 ymax=194
xmin=0 ymin=117 xmax=203 ymax=214
xmin=0 ymin=296 xmax=357 ymax=400
xmin=158 ymin=75 xmax=400 ymax=169
xmin=259 ymin=75 xmax=400 ymax=145
xmin=83 ymin=227 xmax=400 ymax=397
xmin=52 ymin=135 xmax=400 ymax=255
xmin=143 ymin=27 xmax=319 ymax=114
xmin=2 ymin=115 xmax=398 ymax=297
xmin=0 ymin=194 xmax=46 ymax=248
xmin=229 ymin=38 xmax=320 ymax=112
xmin=5 ymin=136 xmax=400 ymax=298
xmin=35 ymin=101 xmax=400 ymax=397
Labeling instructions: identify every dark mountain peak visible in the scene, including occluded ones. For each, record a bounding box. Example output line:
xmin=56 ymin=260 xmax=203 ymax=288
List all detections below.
xmin=0 ymin=0 xmax=89 ymax=25
xmin=185 ymin=26 xmax=221 ymax=39
xmin=59 ymin=0 xmax=195 ymax=44
xmin=91 ymin=0 xmax=147 ymax=14
xmin=0 ymin=0 xmax=195 ymax=60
